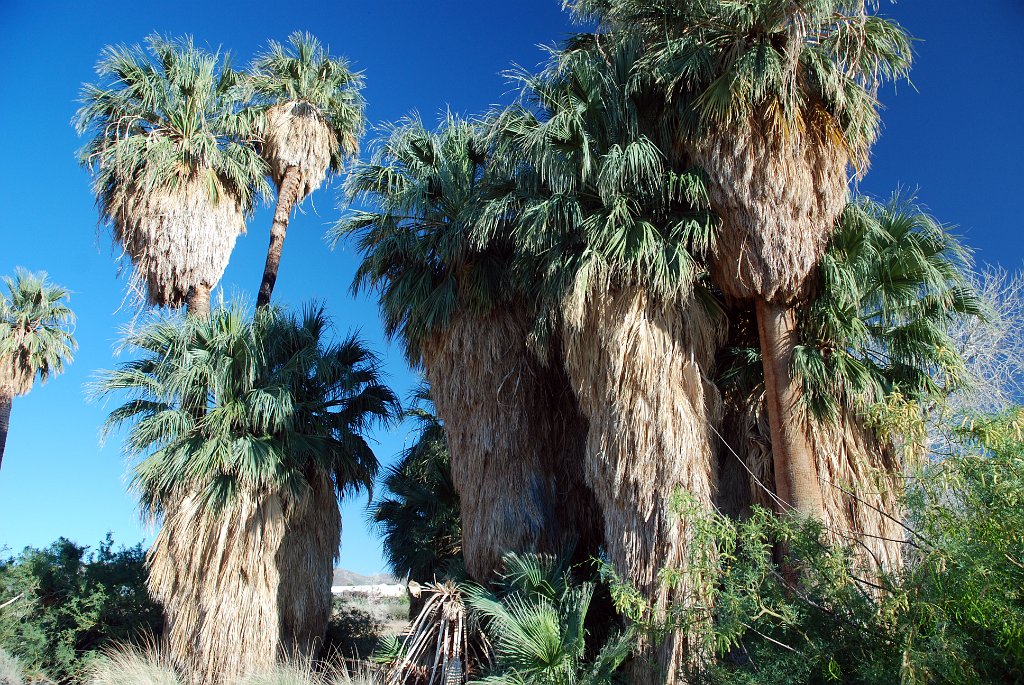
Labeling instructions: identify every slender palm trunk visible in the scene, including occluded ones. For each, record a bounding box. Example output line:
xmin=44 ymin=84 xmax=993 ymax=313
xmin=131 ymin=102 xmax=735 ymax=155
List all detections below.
xmin=0 ymin=391 xmax=12 ymax=472
xmin=185 ymin=283 xmax=212 ymax=319
xmin=422 ymin=307 xmax=601 ymax=582
xmin=561 ymin=286 xmax=722 ymax=685
xmin=754 ymin=299 xmax=825 ymax=519
xmin=257 ymin=166 xmax=302 ymax=308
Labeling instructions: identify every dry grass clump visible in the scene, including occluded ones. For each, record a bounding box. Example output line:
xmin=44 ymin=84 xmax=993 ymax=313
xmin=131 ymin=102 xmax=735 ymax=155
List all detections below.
xmin=422 ymin=308 xmax=600 ymax=581
xmin=695 ymin=124 xmax=849 ymax=303
xmin=112 ymin=174 xmax=246 ymax=307
xmin=0 ymin=649 xmax=24 ymax=685
xmin=262 ymin=103 xmax=337 ymax=199
xmin=560 ymin=285 xmax=723 ymax=683
xmin=86 ymin=645 xmax=378 ymax=685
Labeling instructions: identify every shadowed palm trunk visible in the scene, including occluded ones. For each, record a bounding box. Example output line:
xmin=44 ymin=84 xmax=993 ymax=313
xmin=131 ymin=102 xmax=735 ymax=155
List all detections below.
xmin=0 ymin=391 xmax=11 ymax=472
xmin=257 ymin=166 xmax=303 ymax=308
xmin=185 ymin=283 xmax=212 ymax=319
xmin=560 ymin=286 xmax=722 ymax=685
xmin=421 ymin=307 xmax=601 ymax=582
xmin=755 ymin=299 xmax=825 ymax=519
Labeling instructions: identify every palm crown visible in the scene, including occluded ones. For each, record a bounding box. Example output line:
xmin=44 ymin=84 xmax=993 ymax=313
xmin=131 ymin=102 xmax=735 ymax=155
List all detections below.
xmin=332 ymin=115 xmax=513 ymax=365
xmin=0 ymin=269 xmax=76 ymax=396
xmin=570 ymin=0 xmax=913 ymax=167
xmin=249 ymin=31 xmax=366 ymax=193
xmin=97 ymin=303 xmax=398 ymax=519
xmin=76 ymin=34 xmax=268 ymax=307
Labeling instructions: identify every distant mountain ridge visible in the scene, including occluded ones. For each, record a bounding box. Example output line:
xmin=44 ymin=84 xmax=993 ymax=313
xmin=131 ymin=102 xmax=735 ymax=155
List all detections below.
xmin=331 ymin=568 xmax=401 ymax=586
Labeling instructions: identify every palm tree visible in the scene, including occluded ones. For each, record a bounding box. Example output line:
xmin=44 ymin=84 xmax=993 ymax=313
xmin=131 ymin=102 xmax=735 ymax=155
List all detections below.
xmin=489 ymin=41 xmax=720 ymax=682
xmin=333 ymin=115 xmax=601 ymax=582
xmin=371 ymin=385 xmax=463 ymax=583
xmin=96 ymin=303 xmax=397 ymax=684
xmin=717 ymin=194 xmax=982 ymax=576
xmin=0 ymin=269 xmax=76 ymax=472
xmin=248 ymin=32 xmax=366 ymax=307
xmin=465 ymin=553 xmax=633 ymax=685
xmin=571 ymin=0 xmax=913 ymax=520
xmin=76 ymin=34 xmax=267 ymax=317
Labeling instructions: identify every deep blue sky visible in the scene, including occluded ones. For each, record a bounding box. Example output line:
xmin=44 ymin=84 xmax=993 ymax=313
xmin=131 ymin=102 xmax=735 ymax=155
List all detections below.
xmin=0 ymin=1 xmax=1021 ymax=574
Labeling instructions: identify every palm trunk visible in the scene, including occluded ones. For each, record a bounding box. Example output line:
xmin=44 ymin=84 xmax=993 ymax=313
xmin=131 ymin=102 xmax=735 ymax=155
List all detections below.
xmin=560 ymin=286 xmax=722 ymax=685
xmin=257 ymin=166 xmax=302 ymax=308
xmin=185 ymin=283 xmax=212 ymax=319
xmin=0 ymin=391 xmax=12 ymax=473
xmin=150 ymin=484 xmax=335 ymax=685
xmin=422 ymin=307 xmax=601 ymax=582
xmin=755 ymin=299 xmax=825 ymax=519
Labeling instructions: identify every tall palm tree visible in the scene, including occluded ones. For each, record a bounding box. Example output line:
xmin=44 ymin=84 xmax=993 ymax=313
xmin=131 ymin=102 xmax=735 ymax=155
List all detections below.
xmin=96 ymin=303 xmax=397 ymax=684
xmin=371 ymin=385 xmax=463 ymax=584
xmin=248 ymin=32 xmax=366 ymax=307
xmin=571 ymin=0 xmax=913 ymax=519
xmin=333 ymin=115 xmax=601 ymax=582
xmin=76 ymin=34 xmax=267 ymax=317
xmin=489 ymin=41 xmax=721 ymax=683
xmin=0 ymin=269 xmax=76 ymax=472
xmin=717 ymin=195 xmax=982 ymax=576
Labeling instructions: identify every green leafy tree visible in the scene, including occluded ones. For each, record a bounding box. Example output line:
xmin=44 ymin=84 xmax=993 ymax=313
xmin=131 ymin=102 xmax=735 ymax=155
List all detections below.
xmin=248 ymin=32 xmax=366 ymax=307
xmin=0 ymin=535 xmax=162 ymax=683
xmin=0 ymin=269 xmax=76 ymax=472
xmin=76 ymin=34 xmax=267 ymax=316
xmin=96 ymin=303 xmax=397 ymax=684
xmin=571 ymin=0 xmax=913 ymax=520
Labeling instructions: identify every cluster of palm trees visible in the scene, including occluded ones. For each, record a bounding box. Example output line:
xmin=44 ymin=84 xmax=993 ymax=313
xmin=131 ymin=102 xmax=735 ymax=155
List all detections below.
xmin=337 ymin=2 xmax=983 ymax=683
xmin=75 ymin=32 xmax=396 ymax=684
xmin=50 ymin=3 xmax=989 ymax=684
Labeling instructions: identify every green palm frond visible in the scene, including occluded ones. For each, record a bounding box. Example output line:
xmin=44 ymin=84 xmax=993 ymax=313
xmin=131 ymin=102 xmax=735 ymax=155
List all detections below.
xmin=95 ymin=302 xmax=399 ymax=519
xmin=331 ymin=114 xmax=515 ymax=365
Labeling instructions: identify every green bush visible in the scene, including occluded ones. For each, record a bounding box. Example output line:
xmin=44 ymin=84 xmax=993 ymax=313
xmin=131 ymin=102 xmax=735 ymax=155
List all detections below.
xmin=651 ymin=409 xmax=1024 ymax=685
xmin=0 ymin=535 xmax=162 ymax=683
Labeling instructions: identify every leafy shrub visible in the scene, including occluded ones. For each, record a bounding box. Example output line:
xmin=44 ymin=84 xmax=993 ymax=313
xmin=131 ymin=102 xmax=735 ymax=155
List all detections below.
xmin=643 ymin=409 xmax=1024 ymax=685
xmin=0 ymin=535 xmax=162 ymax=683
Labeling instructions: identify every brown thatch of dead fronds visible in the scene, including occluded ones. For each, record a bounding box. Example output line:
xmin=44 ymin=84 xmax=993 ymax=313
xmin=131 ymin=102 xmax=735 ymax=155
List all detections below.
xmin=560 ymin=285 xmax=724 ymax=685
xmin=149 ymin=478 xmax=340 ymax=685
xmin=262 ymin=103 xmax=338 ymax=200
xmin=421 ymin=307 xmax=602 ymax=582
xmin=383 ymin=581 xmax=488 ymax=685
xmin=693 ymin=122 xmax=849 ymax=304
xmin=110 ymin=173 xmax=245 ymax=308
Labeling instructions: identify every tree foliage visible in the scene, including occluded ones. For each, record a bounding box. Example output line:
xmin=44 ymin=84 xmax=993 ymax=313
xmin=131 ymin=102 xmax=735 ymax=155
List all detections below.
xmin=0 ymin=535 xmax=162 ymax=684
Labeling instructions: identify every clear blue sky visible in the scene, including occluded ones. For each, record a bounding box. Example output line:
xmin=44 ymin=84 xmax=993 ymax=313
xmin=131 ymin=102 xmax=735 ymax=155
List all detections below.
xmin=0 ymin=1 xmax=1021 ymax=575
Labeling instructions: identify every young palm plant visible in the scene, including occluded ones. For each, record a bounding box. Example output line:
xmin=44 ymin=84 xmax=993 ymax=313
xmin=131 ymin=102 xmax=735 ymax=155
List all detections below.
xmin=248 ymin=32 xmax=366 ymax=307
xmin=717 ymin=195 xmax=983 ymax=576
xmin=489 ymin=41 xmax=720 ymax=682
xmin=76 ymin=34 xmax=267 ymax=316
xmin=333 ymin=115 xmax=600 ymax=582
xmin=96 ymin=303 xmax=397 ymax=684
xmin=571 ymin=0 xmax=913 ymax=519
xmin=0 ymin=269 xmax=76 ymax=472
xmin=464 ymin=553 xmax=633 ymax=685
xmin=371 ymin=384 xmax=463 ymax=584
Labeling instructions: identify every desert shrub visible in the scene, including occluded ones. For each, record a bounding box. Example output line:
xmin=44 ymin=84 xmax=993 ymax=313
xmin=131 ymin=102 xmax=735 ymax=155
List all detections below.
xmin=637 ymin=409 xmax=1024 ymax=685
xmin=0 ymin=535 xmax=162 ymax=683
